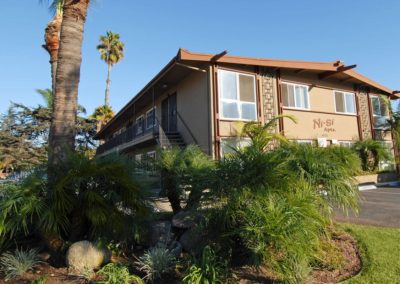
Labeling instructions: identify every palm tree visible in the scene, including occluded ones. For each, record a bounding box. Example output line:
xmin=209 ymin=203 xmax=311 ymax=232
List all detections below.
xmin=42 ymin=0 xmax=64 ymax=95
xmin=97 ymin=31 xmax=125 ymax=106
xmin=91 ymin=104 xmax=114 ymax=131
xmin=36 ymin=88 xmax=86 ymax=113
xmin=48 ymin=0 xmax=91 ymax=169
xmin=36 ymin=88 xmax=53 ymax=108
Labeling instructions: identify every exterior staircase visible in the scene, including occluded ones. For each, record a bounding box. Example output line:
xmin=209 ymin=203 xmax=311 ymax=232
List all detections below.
xmin=157 ymin=132 xmax=186 ymax=149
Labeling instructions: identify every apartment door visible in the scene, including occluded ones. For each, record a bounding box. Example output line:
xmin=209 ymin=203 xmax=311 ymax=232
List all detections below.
xmin=161 ymin=93 xmax=177 ymax=132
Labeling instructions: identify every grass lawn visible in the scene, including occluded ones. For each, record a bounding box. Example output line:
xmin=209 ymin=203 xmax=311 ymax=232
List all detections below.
xmin=340 ymin=223 xmax=400 ymax=284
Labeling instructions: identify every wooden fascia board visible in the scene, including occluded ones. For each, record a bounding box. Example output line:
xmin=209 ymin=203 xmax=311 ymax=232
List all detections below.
xmin=344 ymin=70 xmax=393 ymax=95
xmin=179 ymin=49 xmax=337 ymax=71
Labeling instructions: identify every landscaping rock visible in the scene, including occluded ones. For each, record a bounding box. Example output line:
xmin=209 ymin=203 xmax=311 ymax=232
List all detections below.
xmin=168 ymin=240 xmax=183 ymax=258
xmin=172 ymin=211 xmax=202 ymax=229
xmin=149 ymin=220 xmax=173 ymax=246
xmin=66 ymin=241 xmax=110 ymax=273
xmin=179 ymin=226 xmax=204 ymax=254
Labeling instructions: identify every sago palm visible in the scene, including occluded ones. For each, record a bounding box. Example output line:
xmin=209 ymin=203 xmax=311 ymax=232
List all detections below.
xmin=97 ymin=31 xmax=125 ymax=106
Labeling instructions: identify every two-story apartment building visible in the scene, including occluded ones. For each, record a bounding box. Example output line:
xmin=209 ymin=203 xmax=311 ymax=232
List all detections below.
xmin=94 ymin=49 xmax=398 ymax=162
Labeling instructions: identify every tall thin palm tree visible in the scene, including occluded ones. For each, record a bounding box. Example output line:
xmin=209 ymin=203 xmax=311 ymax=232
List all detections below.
xmin=97 ymin=31 xmax=125 ymax=106
xmin=48 ymin=0 xmax=91 ymax=168
xmin=42 ymin=0 xmax=64 ymax=95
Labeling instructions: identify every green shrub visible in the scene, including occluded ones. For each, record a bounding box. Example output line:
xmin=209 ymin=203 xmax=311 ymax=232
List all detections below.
xmin=0 ymin=153 xmax=149 ymax=246
xmin=352 ymin=139 xmax=392 ymax=172
xmin=0 ymin=248 xmax=40 ymax=280
xmin=183 ymin=246 xmax=229 ymax=284
xmin=97 ymin=263 xmax=143 ymax=284
xmin=271 ymin=143 xmax=360 ymax=211
xmin=31 ymin=275 xmax=48 ymax=284
xmin=156 ymin=145 xmax=215 ymax=213
xmin=206 ymin=120 xmax=360 ymax=283
xmin=135 ymin=243 xmax=176 ymax=282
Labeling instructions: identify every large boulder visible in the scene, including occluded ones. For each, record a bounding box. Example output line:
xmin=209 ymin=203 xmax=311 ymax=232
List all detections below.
xmin=66 ymin=241 xmax=110 ymax=273
xmin=149 ymin=221 xmax=173 ymax=246
xmin=172 ymin=211 xmax=202 ymax=229
xmin=179 ymin=226 xmax=205 ymax=254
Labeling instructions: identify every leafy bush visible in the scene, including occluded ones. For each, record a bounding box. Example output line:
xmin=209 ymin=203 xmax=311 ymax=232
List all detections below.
xmin=352 ymin=139 xmax=392 ymax=172
xmin=97 ymin=263 xmax=143 ymax=284
xmin=0 ymin=248 xmax=40 ymax=280
xmin=183 ymin=246 xmax=228 ymax=284
xmin=135 ymin=243 xmax=176 ymax=282
xmin=271 ymin=143 xmax=360 ymax=211
xmin=156 ymin=145 xmax=215 ymax=213
xmin=205 ymin=120 xmax=360 ymax=283
xmin=0 ymin=153 xmax=149 ymax=247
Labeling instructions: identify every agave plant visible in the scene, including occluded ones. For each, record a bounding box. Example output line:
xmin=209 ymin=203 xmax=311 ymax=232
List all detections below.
xmin=134 ymin=243 xmax=176 ymax=282
xmin=0 ymin=248 xmax=40 ymax=280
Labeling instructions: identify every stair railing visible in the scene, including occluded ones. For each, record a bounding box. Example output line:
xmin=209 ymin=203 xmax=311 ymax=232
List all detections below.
xmin=176 ymin=111 xmax=198 ymax=145
xmin=153 ymin=115 xmax=171 ymax=148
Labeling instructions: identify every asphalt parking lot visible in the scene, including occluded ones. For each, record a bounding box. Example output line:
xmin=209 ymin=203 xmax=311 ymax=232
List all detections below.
xmin=334 ymin=187 xmax=400 ymax=227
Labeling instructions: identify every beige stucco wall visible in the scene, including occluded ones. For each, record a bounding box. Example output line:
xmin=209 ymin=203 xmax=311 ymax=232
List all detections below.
xmin=176 ymin=71 xmax=210 ymax=154
xmin=283 ymin=109 xmax=359 ymax=140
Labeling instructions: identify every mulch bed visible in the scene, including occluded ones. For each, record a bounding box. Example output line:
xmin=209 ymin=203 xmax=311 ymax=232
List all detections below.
xmin=0 ymin=262 xmax=88 ymax=284
xmin=0 ymin=233 xmax=362 ymax=284
xmin=308 ymin=233 xmax=362 ymax=283
xmin=232 ymin=232 xmax=362 ymax=284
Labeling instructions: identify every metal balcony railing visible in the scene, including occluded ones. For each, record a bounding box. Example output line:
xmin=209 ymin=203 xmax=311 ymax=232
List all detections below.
xmin=96 ymin=120 xmax=158 ymax=155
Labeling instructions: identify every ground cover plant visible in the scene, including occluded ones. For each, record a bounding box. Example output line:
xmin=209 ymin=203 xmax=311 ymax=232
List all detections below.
xmin=0 ymin=248 xmax=40 ymax=280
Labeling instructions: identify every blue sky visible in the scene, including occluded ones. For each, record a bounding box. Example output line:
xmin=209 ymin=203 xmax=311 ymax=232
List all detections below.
xmin=1 ymin=0 xmax=399 ymax=115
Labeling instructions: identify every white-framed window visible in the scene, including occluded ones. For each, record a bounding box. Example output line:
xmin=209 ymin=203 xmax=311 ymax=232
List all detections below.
xmin=135 ymin=154 xmax=143 ymax=162
xmin=378 ymin=141 xmax=394 ymax=171
xmin=338 ymin=141 xmax=354 ymax=148
xmin=218 ymin=70 xmax=257 ymax=121
xmin=147 ymin=151 xmax=156 ymax=159
xmin=146 ymin=108 xmax=156 ymax=130
xmin=220 ymin=138 xmax=251 ymax=157
xmin=370 ymin=95 xmax=390 ymax=130
xmin=334 ymin=91 xmax=356 ymax=114
xmin=136 ymin=115 xmax=144 ymax=134
xmin=295 ymin=139 xmax=313 ymax=145
xmin=281 ymin=82 xmax=310 ymax=110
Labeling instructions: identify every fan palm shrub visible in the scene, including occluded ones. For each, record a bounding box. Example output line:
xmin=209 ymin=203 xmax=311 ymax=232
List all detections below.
xmin=352 ymin=139 xmax=392 ymax=172
xmin=0 ymin=152 xmax=149 ymax=248
xmin=156 ymin=145 xmax=215 ymax=213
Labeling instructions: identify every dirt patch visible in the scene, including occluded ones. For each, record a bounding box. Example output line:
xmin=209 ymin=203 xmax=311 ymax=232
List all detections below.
xmin=0 ymin=262 xmax=88 ymax=284
xmin=232 ymin=233 xmax=362 ymax=284
xmin=308 ymin=233 xmax=362 ymax=284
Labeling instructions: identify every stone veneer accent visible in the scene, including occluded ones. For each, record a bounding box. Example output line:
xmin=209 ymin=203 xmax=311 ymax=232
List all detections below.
xmin=357 ymin=90 xmax=372 ymax=139
xmin=260 ymin=69 xmax=279 ymax=149
xmin=260 ymin=70 xmax=276 ymax=127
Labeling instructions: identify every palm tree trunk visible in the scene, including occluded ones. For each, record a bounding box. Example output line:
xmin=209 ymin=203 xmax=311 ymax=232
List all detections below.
xmin=44 ymin=14 xmax=62 ymax=96
xmin=48 ymin=0 xmax=90 ymax=169
xmin=105 ymin=63 xmax=111 ymax=106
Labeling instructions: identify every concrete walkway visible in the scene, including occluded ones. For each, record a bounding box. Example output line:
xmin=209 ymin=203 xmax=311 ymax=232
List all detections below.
xmin=334 ymin=187 xmax=400 ymax=228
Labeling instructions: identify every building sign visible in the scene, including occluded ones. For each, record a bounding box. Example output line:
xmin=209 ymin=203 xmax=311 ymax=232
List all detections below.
xmin=313 ymin=118 xmax=336 ymax=133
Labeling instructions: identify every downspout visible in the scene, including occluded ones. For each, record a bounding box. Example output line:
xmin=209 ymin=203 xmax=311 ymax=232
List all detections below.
xmin=276 ymin=69 xmax=284 ymax=133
